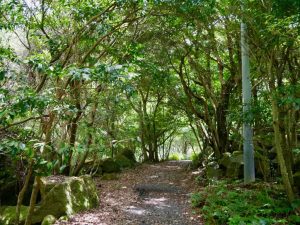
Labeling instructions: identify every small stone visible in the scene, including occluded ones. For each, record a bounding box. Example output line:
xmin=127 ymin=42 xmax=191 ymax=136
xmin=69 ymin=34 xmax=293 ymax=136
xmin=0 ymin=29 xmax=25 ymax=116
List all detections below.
xmin=59 ymin=215 xmax=69 ymax=221
xmin=41 ymin=215 xmax=56 ymax=225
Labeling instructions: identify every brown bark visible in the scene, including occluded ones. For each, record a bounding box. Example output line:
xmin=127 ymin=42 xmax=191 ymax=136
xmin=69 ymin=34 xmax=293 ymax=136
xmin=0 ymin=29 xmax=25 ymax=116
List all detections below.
xmin=271 ymin=97 xmax=294 ymax=202
xmin=269 ymin=58 xmax=295 ymax=202
xmin=15 ymin=161 xmax=33 ymax=225
xmin=73 ymin=93 xmax=100 ymax=175
xmin=24 ymin=176 xmax=41 ymax=225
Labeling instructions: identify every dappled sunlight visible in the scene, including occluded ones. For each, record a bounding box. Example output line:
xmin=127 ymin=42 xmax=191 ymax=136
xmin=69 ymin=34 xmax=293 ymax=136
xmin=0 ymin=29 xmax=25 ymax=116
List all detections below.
xmin=150 ymin=165 xmax=162 ymax=169
xmin=68 ymin=213 xmax=110 ymax=225
xmin=144 ymin=197 xmax=171 ymax=209
xmin=65 ymin=187 xmax=74 ymax=215
xmin=83 ymin=198 xmax=89 ymax=208
xmin=104 ymin=193 xmax=122 ymax=207
xmin=166 ymin=166 xmax=180 ymax=170
xmin=45 ymin=161 xmax=202 ymax=224
xmin=124 ymin=206 xmax=147 ymax=216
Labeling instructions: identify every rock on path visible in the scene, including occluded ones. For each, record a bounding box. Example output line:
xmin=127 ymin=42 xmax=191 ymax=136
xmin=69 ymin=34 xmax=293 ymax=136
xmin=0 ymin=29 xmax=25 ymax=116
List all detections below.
xmin=55 ymin=161 xmax=203 ymax=225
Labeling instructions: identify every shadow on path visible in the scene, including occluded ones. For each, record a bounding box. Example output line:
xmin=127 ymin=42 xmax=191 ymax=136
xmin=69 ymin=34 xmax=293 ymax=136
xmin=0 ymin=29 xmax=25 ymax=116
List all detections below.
xmin=56 ymin=161 xmax=203 ymax=225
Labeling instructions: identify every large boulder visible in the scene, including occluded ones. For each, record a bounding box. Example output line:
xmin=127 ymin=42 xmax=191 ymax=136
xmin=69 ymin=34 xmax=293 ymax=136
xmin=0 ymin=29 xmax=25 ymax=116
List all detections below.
xmin=101 ymin=158 xmax=121 ymax=173
xmin=219 ymin=151 xmax=243 ymax=178
xmin=205 ymin=161 xmax=223 ymax=179
xmin=0 ymin=205 xmax=28 ymax=225
xmin=118 ymin=149 xmax=136 ymax=162
xmin=115 ymin=154 xmax=134 ymax=169
xmin=219 ymin=150 xmax=271 ymax=179
xmin=206 ymin=166 xmax=223 ymax=179
xmin=31 ymin=175 xmax=99 ymax=224
xmin=0 ymin=176 xmax=98 ymax=225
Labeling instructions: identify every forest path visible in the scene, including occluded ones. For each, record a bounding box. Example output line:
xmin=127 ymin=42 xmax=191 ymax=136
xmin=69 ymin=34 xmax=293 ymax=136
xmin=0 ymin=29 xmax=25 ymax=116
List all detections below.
xmin=56 ymin=161 xmax=203 ymax=225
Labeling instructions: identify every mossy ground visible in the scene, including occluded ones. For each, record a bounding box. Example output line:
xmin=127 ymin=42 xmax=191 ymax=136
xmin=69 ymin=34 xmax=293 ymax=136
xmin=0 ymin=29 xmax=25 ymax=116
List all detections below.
xmin=191 ymin=179 xmax=300 ymax=225
xmin=0 ymin=205 xmax=28 ymax=225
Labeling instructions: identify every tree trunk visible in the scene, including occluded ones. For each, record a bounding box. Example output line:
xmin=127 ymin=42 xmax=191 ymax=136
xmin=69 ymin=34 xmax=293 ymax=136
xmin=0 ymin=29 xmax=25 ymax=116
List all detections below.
xmin=271 ymin=96 xmax=294 ymax=202
xmin=15 ymin=161 xmax=33 ymax=225
xmin=24 ymin=176 xmax=41 ymax=225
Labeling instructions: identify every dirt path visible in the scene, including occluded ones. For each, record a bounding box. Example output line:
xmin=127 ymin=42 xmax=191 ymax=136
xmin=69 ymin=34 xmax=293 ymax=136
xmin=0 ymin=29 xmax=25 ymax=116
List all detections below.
xmin=56 ymin=161 xmax=203 ymax=225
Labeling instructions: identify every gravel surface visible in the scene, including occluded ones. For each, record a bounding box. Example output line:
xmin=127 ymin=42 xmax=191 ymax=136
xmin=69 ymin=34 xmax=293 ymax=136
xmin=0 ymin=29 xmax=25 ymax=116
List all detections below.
xmin=55 ymin=161 xmax=203 ymax=225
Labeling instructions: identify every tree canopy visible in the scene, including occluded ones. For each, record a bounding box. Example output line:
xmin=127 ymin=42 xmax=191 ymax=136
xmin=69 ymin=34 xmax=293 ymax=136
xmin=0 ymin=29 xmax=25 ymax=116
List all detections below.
xmin=0 ymin=0 xmax=300 ymax=224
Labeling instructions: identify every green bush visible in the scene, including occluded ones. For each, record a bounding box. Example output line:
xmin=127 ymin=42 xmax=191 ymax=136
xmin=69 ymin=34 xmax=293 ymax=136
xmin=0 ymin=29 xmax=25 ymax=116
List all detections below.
xmin=191 ymin=193 xmax=205 ymax=207
xmin=191 ymin=180 xmax=299 ymax=224
xmin=168 ymin=153 xmax=180 ymax=161
xmin=191 ymin=152 xmax=202 ymax=168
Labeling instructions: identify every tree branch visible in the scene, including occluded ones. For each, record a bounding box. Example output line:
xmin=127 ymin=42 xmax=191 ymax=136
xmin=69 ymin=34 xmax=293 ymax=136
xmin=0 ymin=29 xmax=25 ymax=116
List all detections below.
xmin=0 ymin=115 xmax=49 ymax=131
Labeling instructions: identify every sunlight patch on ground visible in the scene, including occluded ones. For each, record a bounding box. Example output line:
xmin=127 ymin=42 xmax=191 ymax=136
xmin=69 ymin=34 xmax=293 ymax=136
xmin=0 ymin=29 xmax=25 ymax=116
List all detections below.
xmin=143 ymin=197 xmax=171 ymax=209
xmin=124 ymin=206 xmax=147 ymax=215
xmin=150 ymin=165 xmax=162 ymax=169
xmin=105 ymin=193 xmax=121 ymax=207
xmin=166 ymin=166 xmax=180 ymax=169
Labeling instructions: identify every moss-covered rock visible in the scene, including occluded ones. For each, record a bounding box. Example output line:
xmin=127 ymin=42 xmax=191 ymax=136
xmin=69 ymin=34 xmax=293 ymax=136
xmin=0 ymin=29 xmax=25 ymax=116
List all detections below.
xmin=219 ymin=151 xmax=243 ymax=178
xmin=115 ymin=154 xmax=134 ymax=169
xmin=0 ymin=205 xmax=28 ymax=225
xmin=58 ymin=215 xmax=69 ymax=221
xmin=219 ymin=150 xmax=271 ymax=179
xmin=40 ymin=176 xmax=61 ymax=199
xmin=31 ymin=175 xmax=99 ymax=224
xmin=101 ymin=173 xmax=119 ymax=180
xmin=41 ymin=215 xmax=56 ymax=225
xmin=118 ymin=149 xmax=136 ymax=162
xmin=219 ymin=152 xmax=232 ymax=168
xmin=101 ymin=158 xmax=121 ymax=173
xmin=206 ymin=166 xmax=223 ymax=179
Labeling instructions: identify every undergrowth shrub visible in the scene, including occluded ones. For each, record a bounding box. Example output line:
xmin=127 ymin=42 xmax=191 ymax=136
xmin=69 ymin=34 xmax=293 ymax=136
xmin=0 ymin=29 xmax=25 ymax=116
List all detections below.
xmin=191 ymin=180 xmax=300 ymax=224
xmin=168 ymin=153 xmax=180 ymax=161
xmin=191 ymin=152 xmax=202 ymax=169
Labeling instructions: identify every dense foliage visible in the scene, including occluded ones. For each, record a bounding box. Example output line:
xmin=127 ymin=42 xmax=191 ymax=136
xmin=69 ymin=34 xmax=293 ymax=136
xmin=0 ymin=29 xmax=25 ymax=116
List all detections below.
xmin=191 ymin=180 xmax=300 ymax=224
xmin=0 ymin=0 xmax=299 ymax=224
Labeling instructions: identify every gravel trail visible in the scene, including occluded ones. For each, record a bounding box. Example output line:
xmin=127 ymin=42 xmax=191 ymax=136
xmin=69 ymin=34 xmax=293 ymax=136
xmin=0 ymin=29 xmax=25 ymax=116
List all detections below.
xmin=56 ymin=161 xmax=203 ymax=225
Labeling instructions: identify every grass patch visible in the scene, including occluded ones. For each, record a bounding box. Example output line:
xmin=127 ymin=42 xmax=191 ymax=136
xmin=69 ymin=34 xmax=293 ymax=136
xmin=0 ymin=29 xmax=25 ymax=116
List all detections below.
xmin=191 ymin=180 xmax=300 ymax=224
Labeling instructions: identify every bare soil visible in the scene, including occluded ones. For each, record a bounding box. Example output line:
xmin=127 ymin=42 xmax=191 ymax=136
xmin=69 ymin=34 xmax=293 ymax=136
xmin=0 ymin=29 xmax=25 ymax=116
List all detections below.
xmin=55 ymin=160 xmax=203 ymax=225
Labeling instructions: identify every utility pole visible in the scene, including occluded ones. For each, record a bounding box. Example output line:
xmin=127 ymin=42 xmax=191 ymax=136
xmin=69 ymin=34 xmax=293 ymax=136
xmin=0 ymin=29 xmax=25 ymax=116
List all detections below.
xmin=241 ymin=9 xmax=255 ymax=183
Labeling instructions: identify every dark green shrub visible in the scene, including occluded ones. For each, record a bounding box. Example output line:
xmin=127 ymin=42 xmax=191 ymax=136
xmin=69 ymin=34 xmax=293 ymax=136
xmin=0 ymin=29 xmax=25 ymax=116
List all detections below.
xmin=191 ymin=192 xmax=205 ymax=207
